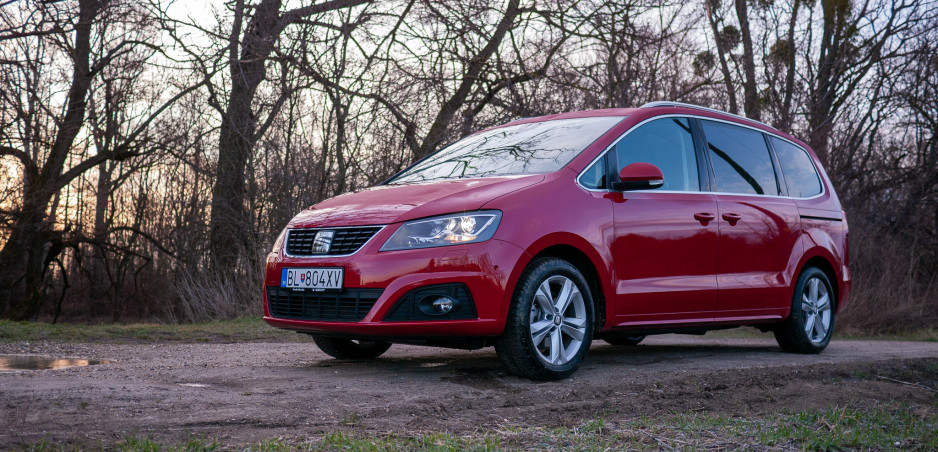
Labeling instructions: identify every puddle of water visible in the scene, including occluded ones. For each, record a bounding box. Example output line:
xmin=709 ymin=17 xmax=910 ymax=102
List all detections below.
xmin=0 ymin=355 xmax=109 ymax=371
xmin=177 ymin=383 xmax=209 ymax=388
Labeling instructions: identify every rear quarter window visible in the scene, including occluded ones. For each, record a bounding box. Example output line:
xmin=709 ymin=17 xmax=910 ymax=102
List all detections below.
xmin=770 ymin=136 xmax=823 ymax=198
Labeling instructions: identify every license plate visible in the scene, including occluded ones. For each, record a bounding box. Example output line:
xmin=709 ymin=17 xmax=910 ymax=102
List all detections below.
xmin=280 ymin=267 xmax=343 ymax=291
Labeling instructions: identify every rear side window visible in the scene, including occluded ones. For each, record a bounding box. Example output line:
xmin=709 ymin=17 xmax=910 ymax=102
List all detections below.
xmin=615 ymin=118 xmax=700 ymax=191
xmin=701 ymin=120 xmax=779 ymax=196
xmin=771 ymin=137 xmax=822 ymax=198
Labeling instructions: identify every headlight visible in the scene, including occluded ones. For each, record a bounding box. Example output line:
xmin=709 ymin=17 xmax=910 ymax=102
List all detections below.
xmin=271 ymin=228 xmax=287 ymax=254
xmin=380 ymin=211 xmax=502 ymax=251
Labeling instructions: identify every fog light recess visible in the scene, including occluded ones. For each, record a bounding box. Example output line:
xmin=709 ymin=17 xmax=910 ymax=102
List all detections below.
xmin=428 ymin=296 xmax=454 ymax=314
xmin=384 ymin=283 xmax=476 ymax=321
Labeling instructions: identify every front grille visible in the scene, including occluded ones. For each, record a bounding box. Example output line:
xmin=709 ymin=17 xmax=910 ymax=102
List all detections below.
xmin=286 ymin=227 xmax=382 ymax=256
xmin=267 ymin=286 xmax=383 ymax=321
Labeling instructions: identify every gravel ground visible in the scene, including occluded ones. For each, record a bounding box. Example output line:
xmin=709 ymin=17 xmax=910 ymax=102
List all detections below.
xmin=2 ymin=335 xmax=937 ymax=447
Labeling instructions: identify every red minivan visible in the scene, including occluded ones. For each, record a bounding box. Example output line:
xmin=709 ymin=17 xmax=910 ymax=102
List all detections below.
xmin=264 ymin=102 xmax=851 ymax=380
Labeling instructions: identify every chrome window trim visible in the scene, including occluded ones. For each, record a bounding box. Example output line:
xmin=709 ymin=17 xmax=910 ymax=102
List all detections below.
xmin=575 ymin=114 xmax=826 ymax=201
xmin=283 ymin=225 xmax=387 ymax=258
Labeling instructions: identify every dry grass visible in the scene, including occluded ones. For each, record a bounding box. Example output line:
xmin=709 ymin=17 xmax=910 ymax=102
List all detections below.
xmin=839 ymin=222 xmax=938 ymax=334
xmin=169 ymin=264 xmax=265 ymax=323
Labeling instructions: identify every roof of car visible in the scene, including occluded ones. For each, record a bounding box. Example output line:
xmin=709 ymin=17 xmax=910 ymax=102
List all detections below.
xmin=503 ymin=101 xmax=799 ymax=147
xmin=516 ymin=102 xmax=770 ymax=127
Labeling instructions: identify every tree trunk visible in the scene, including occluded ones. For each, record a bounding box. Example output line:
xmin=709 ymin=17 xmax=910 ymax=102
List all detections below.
xmin=807 ymin=0 xmax=847 ymax=165
xmin=776 ymin=0 xmax=800 ymax=133
xmin=0 ymin=202 xmax=52 ymax=319
xmin=735 ymin=0 xmax=759 ymax=120
xmin=210 ymin=0 xmax=283 ymax=268
xmin=209 ymin=0 xmax=369 ymax=267
xmin=705 ymin=0 xmax=739 ymax=115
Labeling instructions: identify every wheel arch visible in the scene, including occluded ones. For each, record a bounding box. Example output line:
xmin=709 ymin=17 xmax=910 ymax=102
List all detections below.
xmin=501 ymin=233 xmax=612 ymax=333
xmin=797 ymin=253 xmax=840 ymax=313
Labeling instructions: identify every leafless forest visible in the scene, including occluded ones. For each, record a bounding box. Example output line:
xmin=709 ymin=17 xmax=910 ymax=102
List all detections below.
xmin=0 ymin=0 xmax=935 ymax=331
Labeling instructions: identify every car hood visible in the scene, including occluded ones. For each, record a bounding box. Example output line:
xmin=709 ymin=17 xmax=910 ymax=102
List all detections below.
xmin=288 ymin=175 xmax=544 ymax=227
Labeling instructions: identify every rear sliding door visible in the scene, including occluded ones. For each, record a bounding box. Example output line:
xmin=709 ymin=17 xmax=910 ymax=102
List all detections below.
xmin=697 ymin=119 xmax=801 ymax=320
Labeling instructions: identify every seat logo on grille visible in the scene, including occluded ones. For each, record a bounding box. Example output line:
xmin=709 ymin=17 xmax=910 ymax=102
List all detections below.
xmin=312 ymin=230 xmax=335 ymax=253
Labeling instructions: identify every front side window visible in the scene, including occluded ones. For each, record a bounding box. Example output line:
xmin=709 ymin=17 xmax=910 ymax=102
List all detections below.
xmin=771 ymin=136 xmax=822 ymax=198
xmin=389 ymin=116 xmax=624 ymax=184
xmin=615 ymin=117 xmax=700 ymax=191
xmin=701 ymin=120 xmax=779 ymax=196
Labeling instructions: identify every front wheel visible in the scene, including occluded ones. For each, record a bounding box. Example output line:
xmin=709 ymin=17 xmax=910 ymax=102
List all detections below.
xmin=311 ymin=336 xmax=392 ymax=359
xmin=495 ymin=258 xmax=594 ymax=381
xmin=774 ymin=267 xmax=836 ymax=353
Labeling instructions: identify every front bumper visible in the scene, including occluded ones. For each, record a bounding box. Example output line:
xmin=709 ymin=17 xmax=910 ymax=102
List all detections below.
xmin=263 ymin=236 xmax=527 ymax=337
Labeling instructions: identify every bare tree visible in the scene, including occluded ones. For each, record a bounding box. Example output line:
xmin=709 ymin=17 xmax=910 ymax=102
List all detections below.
xmin=0 ymin=0 xmax=203 ymax=320
xmin=805 ymin=0 xmax=924 ymax=164
xmin=207 ymin=0 xmax=369 ymax=269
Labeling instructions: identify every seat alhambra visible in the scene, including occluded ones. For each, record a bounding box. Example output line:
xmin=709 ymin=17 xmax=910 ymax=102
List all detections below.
xmin=264 ymin=101 xmax=850 ymax=380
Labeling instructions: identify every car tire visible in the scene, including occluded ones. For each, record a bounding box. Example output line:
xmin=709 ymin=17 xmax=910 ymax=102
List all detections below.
xmin=311 ymin=336 xmax=392 ymax=359
xmin=603 ymin=334 xmax=646 ymax=346
xmin=774 ymin=267 xmax=836 ymax=354
xmin=495 ymin=257 xmax=594 ymax=381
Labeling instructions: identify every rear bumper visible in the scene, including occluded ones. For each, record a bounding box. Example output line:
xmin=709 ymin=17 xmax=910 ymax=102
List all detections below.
xmin=263 ymin=238 xmax=527 ymax=337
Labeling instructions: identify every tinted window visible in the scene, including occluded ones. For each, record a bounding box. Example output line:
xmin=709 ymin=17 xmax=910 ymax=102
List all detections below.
xmin=701 ymin=120 xmax=779 ymax=195
xmin=615 ymin=117 xmax=700 ymax=191
xmin=771 ymin=137 xmax=822 ymax=197
xmin=390 ymin=117 xmax=623 ymax=183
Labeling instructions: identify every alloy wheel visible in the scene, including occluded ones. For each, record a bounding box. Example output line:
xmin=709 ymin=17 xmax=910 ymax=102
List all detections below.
xmin=529 ymin=275 xmax=588 ymax=365
xmin=801 ymin=276 xmax=832 ymax=344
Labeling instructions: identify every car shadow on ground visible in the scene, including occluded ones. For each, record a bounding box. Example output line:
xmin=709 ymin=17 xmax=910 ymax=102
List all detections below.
xmin=296 ymin=341 xmax=785 ymax=382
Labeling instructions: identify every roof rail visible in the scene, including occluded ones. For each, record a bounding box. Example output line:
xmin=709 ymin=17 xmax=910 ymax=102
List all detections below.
xmin=639 ymin=101 xmax=772 ymax=129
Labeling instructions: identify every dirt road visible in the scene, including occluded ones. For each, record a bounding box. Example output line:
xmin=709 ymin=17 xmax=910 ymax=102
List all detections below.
xmin=2 ymin=335 xmax=937 ymax=446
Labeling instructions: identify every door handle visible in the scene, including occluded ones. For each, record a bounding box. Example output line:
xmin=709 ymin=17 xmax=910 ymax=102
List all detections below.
xmin=722 ymin=213 xmax=742 ymax=225
xmin=694 ymin=212 xmax=715 ymax=225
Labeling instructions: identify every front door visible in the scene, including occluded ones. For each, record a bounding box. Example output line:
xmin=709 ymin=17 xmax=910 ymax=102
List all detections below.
xmin=611 ymin=117 xmax=719 ymax=324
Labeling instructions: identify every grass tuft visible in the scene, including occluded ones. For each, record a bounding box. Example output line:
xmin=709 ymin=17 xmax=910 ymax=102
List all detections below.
xmin=17 ymin=404 xmax=938 ymax=451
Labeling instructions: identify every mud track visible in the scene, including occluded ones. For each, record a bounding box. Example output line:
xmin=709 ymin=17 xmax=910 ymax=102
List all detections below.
xmin=2 ymin=336 xmax=937 ymax=446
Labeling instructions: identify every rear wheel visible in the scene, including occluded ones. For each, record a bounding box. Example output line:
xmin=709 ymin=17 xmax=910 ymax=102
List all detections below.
xmin=311 ymin=336 xmax=392 ymax=359
xmin=774 ymin=267 xmax=835 ymax=353
xmin=495 ymin=258 xmax=594 ymax=381
xmin=603 ymin=334 xmax=646 ymax=346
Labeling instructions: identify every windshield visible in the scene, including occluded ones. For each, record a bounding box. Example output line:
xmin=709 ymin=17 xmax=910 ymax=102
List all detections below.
xmin=389 ymin=116 xmax=624 ymax=184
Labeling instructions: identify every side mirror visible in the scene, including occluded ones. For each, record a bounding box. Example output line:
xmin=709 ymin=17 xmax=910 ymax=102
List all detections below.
xmin=611 ymin=162 xmax=665 ymax=191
